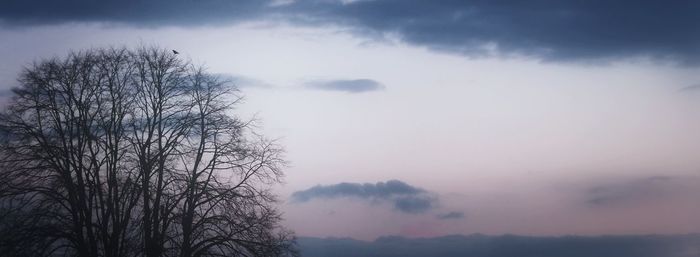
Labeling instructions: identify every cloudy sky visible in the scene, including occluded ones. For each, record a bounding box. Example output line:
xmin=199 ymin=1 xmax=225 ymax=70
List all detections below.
xmin=2 ymin=0 xmax=700 ymax=240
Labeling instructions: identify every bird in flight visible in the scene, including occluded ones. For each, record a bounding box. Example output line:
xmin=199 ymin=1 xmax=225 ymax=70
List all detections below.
xmin=172 ymin=50 xmax=179 ymax=55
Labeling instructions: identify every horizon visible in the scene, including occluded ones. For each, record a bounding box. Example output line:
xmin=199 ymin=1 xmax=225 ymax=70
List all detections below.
xmin=296 ymin=234 xmax=700 ymax=257
xmin=297 ymin=232 xmax=700 ymax=242
xmin=2 ymin=1 xmax=700 ymax=256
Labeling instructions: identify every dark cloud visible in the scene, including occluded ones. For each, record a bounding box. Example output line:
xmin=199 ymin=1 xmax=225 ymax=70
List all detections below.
xmin=291 ymin=180 xmax=425 ymax=201
xmin=393 ymin=196 xmax=433 ymax=214
xmin=3 ymin=1 xmax=699 ymax=64
xmin=290 ymin=180 xmax=436 ymax=213
xmin=436 ymin=211 xmax=464 ymax=220
xmin=290 ymin=0 xmax=700 ymax=64
xmin=584 ymin=176 xmax=699 ymax=207
xmin=0 ymin=0 xmax=268 ymax=27
xmin=298 ymin=234 xmax=700 ymax=257
xmin=306 ymin=79 xmax=384 ymax=93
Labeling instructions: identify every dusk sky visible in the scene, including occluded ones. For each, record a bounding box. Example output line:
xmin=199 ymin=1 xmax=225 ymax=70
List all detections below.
xmin=2 ymin=0 xmax=700 ymax=241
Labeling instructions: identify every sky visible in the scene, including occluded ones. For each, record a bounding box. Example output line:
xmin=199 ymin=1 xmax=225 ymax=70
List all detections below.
xmin=2 ymin=0 xmax=700 ymax=241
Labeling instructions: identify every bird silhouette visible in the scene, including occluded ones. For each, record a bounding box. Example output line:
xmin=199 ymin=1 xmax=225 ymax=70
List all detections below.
xmin=172 ymin=50 xmax=179 ymax=55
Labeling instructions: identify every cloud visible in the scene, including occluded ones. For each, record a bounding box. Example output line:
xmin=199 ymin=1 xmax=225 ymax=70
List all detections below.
xmin=306 ymin=79 xmax=385 ymax=93
xmin=290 ymin=0 xmax=700 ymax=64
xmin=0 ymin=89 xmax=13 ymax=97
xmin=0 ymin=0 xmax=268 ymax=27
xmin=393 ymin=195 xmax=433 ymax=214
xmin=584 ymin=176 xmax=700 ymax=207
xmin=297 ymin=234 xmax=700 ymax=257
xmin=269 ymin=0 xmax=296 ymax=7
xmin=213 ymin=73 xmax=273 ymax=89
xmin=679 ymin=84 xmax=700 ymax=92
xmin=5 ymin=1 xmax=700 ymax=64
xmin=3 ymin=1 xmax=698 ymax=64
xmin=291 ymin=180 xmax=436 ymax=213
xmin=436 ymin=211 xmax=464 ymax=220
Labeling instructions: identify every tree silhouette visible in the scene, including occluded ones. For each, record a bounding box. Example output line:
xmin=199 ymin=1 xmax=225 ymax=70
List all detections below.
xmin=0 ymin=47 xmax=297 ymax=257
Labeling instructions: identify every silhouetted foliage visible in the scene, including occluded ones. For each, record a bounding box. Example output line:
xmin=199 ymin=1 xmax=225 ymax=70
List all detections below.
xmin=0 ymin=47 xmax=297 ymax=257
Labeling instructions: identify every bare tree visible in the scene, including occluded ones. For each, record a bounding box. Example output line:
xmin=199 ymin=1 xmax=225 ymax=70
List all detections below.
xmin=0 ymin=46 xmax=297 ymax=257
